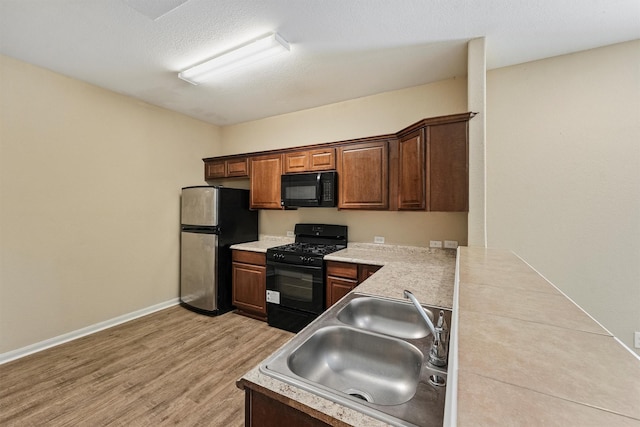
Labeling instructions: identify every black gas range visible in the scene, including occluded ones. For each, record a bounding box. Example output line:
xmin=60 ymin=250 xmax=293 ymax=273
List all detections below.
xmin=266 ymin=224 xmax=347 ymax=333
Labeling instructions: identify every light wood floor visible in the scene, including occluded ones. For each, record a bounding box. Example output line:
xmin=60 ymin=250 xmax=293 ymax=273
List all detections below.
xmin=0 ymin=306 xmax=293 ymax=426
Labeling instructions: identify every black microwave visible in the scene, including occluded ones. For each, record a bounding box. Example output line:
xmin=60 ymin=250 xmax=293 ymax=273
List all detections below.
xmin=281 ymin=171 xmax=337 ymax=208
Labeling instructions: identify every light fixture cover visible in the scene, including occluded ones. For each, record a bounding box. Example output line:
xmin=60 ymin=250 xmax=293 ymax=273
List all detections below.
xmin=179 ymin=32 xmax=290 ymax=85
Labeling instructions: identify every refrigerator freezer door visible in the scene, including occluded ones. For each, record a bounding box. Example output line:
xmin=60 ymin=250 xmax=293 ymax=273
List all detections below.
xmin=181 ymin=186 xmax=218 ymax=226
xmin=180 ymin=231 xmax=218 ymax=312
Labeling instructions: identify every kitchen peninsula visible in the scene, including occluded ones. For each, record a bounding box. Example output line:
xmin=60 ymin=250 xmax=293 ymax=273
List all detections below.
xmin=234 ymin=241 xmax=640 ymax=426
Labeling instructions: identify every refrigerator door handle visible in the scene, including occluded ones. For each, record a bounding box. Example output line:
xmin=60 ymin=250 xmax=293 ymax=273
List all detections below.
xmin=181 ymin=225 xmax=220 ymax=234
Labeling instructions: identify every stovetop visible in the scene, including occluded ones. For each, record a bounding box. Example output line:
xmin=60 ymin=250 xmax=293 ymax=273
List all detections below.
xmin=266 ymin=223 xmax=348 ymax=267
xmin=269 ymin=242 xmax=346 ymax=257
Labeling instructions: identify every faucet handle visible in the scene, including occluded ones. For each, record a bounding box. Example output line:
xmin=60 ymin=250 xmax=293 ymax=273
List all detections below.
xmin=436 ymin=310 xmax=447 ymax=331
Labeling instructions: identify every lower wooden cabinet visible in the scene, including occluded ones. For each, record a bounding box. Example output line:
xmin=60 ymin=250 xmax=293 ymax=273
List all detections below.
xmin=325 ymin=261 xmax=382 ymax=308
xmin=232 ymin=250 xmax=267 ymax=321
xmin=358 ymin=263 xmax=382 ymax=283
xmin=240 ymin=382 xmax=333 ymax=427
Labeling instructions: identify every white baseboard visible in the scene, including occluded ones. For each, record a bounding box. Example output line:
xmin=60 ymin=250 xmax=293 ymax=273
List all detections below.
xmin=0 ymin=298 xmax=180 ymax=365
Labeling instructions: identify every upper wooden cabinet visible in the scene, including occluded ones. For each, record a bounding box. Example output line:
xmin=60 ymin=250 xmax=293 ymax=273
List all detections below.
xmin=398 ymin=130 xmax=426 ymax=210
xmin=337 ymin=140 xmax=389 ymax=210
xmin=202 ymin=112 xmax=474 ymax=211
xmin=249 ymin=154 xmax=283 ymax=210
xmin=427 ymin=121 xmax=468 ymax=212
xmin=204 ymin=156 xmax=249 ymax=179
xmin=395 ymin=116 xmax=471 ymax=212
xmin=284 ymin=148 xmax=335 ymax=173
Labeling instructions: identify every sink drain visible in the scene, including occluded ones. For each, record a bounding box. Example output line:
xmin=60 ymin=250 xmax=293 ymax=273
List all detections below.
xmin=343 ymin=388 xmax=373 ymax=403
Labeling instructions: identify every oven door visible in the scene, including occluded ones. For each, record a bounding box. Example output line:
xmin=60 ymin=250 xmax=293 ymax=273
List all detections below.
xmin=266 ymin=261 xmax=324 ymax=314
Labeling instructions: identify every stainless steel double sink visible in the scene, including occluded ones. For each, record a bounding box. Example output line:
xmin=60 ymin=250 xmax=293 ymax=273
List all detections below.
xmin=260 ymin=292 xmax=452 ymax=427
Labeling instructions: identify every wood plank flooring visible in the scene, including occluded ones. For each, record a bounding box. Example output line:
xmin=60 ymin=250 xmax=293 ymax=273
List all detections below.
xmin=0 ymin=306 xmax=293 ymax=426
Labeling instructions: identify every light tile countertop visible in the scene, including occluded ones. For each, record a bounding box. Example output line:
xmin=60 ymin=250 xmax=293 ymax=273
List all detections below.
xmin=233 ymin=240 xmax=640 ymax=426
xmin=454 ymin=247 xmax=640 ymax=426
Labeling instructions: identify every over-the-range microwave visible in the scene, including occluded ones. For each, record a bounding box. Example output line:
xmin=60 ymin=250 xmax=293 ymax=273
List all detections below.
xmin=281 ymin=171 xmax=337 ymax=208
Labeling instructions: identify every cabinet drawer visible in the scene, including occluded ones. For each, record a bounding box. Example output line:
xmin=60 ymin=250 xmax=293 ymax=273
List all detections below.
xmin=232 ymin=250 xmax=266 ymax=265
xmin=325 ymin=261 xmax=358 ymax=280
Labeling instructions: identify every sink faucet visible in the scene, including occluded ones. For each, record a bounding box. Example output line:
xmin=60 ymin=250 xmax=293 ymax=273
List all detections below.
xmin=403 ymin=290 xmax=448 ymax=367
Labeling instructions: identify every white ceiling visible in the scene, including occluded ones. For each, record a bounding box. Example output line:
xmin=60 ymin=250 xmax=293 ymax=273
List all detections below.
xmin=1 ymin=0 xmax=638 ymax=126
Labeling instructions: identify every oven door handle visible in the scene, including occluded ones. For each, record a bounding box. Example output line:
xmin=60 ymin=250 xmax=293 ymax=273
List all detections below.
xmin=267 ymin=260 xmax=323 ymax=271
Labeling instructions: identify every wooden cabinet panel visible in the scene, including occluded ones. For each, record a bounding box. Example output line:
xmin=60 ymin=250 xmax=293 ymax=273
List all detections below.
xmin=226 ymin=157 xmax=249 ymax=177
xmin=325 ymin=261 xmax=358 ymax=308
xmin=284 ymin=148 xmax=335 ymax=173
xmin=326 ymin=261 xmax=358 ymax=280
xmin=205 ymin=160 xmax=226 ymax=179
xmin=428 ymin=121 xmax=468 ymax=211
xmin=245 ymin=387 xmax=332 ymax=427
xmin=358 ymin=264 xmax=382 ymax=283
xmin=398 ymin=130 xmax=426 ymax=210
xmin=325 ymin=276 xmax=358 ymax=309
xmin=308 ymin=148 xmax=335 ymax=171
xmin=204 ymin=157 xmax=249 ymax=179
xmin=325 ymin=261 xmax=380 ymax=308
xmin=232 ymin=250 xmax=267 ymax=321
xmin=250 ymin=154 xmax=283 ymax=210
xmin=337 ymin=141 xmax=388 ymax=209
xmin=283 ymin=152 xmax=308 ymax=173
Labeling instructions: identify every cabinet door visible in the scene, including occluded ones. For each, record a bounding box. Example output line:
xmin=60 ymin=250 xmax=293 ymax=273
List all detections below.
xmin=398 ymin=130 xmax=426 ymax=210
xmin=284 ymin=148 xmax=335 ymax=173
xmin=283 ymin=151 xmax=309 ymax=173
xmin=428 ymin=122 xmax=468 ymax=212
xmin=245 ymin=387 xmax=332 ymax=427
xmin=232 ymin=261 xmax=267 ymax=319
xmin=226 ymin=157 xmax=249 ymax=177
xmin=326 ymin=276 xmax=358 ymax=308
xmin=250 ymin=154 xmax=283 ymax=209
xmin=204 ymin=157 xmax=248 ymax=179
xmin=337 ymin=141 xmax=388 ymax=209
xmin=308 ymin=148 xmax=335 ymax=171
xmin=204 ymin=160 xmax=226 ymax=179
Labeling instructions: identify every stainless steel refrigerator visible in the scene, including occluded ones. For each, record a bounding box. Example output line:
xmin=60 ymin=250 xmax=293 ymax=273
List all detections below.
xmin=180 ymin=186 xmax=258 ymax=315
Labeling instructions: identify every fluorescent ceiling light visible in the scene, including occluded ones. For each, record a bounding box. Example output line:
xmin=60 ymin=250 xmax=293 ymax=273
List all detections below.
xmin=178 ymin=32 xmax=290 ymax=85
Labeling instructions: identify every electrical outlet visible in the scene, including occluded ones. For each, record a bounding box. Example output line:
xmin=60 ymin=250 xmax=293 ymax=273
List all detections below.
xmin=444 ymin=240 xmax=459 ymax=249
xmin=286 ymin=231 xmax=294 ymax=237
xmin=429 ymin=240 xmax=443 ymax=248
xmin=635 ymin=331 xmax=640 ymax=349
xmin=374 ymin=236 xmax=385 ymax=244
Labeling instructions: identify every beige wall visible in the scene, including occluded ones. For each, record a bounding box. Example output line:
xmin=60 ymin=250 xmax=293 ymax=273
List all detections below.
xmin=219 ymin=78 xmax=470 ymax=247
xmin=486 ymin=40 xmax=640 ymax=353
xmin=0 ymin=55 xmax=220 ymax=353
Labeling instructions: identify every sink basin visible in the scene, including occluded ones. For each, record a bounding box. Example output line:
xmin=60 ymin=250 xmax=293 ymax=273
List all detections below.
xmin=260 ymin=293 xmax=450 ymax=427
xmin=336 ymin=296 xmax=433 ymax=339
xmin=287 ymin=325 xmax=422 ymax=405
